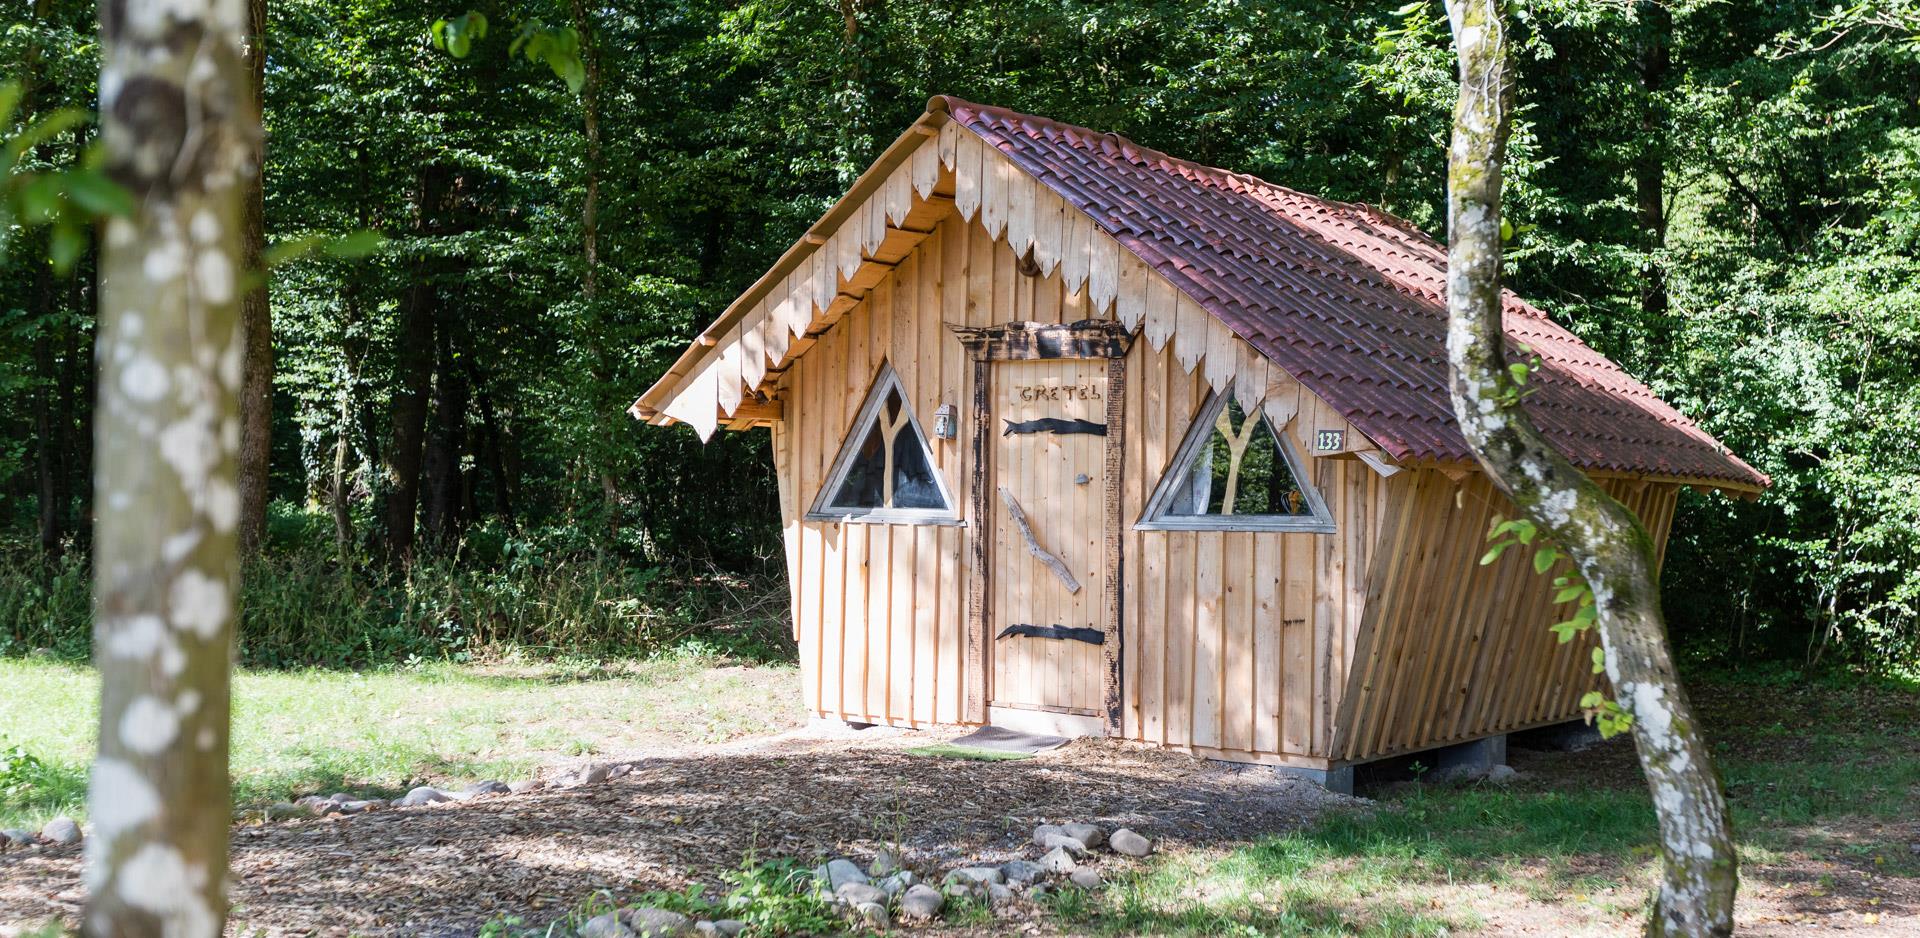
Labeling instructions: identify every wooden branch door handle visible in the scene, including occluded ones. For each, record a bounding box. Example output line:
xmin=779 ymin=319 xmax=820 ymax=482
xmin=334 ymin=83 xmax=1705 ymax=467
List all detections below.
xmin=998 ymin=486 xmax=1082 ymax=594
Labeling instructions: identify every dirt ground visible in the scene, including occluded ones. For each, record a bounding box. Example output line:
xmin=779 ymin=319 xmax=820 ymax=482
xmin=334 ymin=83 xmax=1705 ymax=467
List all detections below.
xmin=0 ymin=727 xmax=1354 ymax=936
xmin=3 ymin=723 xmax=1914 ymax=936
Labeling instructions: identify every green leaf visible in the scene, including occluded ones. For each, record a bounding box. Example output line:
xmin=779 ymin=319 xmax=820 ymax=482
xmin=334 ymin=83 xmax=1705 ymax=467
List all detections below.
xmin=1553 ymin=584 xmax=1586 ymax=604
xmin=1579 ymin=690 xmax=1606 ymax=709
xmin=1532 ymin=548 xmax=1557 ymax=574
xmin=48 ymin=222 xmax=83 ymax=274
xmin=1393 ymin=1 xmax=1424 ymax=15
xmin=1550 ymin=621 xmax=1580 ymax=644
xmin=1590 ymin=646 xmax=1606 ymax=674
xmin=64 ymin=170 xmax=134 ymax=217
xmin=322 ymin=230 xmax=387 ymax=257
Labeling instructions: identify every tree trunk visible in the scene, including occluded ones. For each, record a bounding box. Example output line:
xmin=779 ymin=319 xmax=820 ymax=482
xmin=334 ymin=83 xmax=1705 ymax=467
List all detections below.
xmin=1440 ymin=2 xmax=1738 ymax=935
xmin=88 ymin=0 xmax=252 ymax=934
xmin=420 ymin=323 xmax=470 ymax=549
xmin=380 ymin=167 xmax=444 ymax=566
xmin=237 ymin=0 xmax=272 ymax=556
xmin=1634 ymin=0 xmax=1672 ymax=332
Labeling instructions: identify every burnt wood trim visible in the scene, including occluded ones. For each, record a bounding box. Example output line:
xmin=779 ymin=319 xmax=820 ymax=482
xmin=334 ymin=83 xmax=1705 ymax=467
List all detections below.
xmin=995 ymin=624 xmax=1105 ymax=645
xmin=1002 ymin=417 xmax=1106 ymax=437
xmin=951 ymin=319 xmax=1134 ymax=362
xmin=1103 ymin=353 xmax=1127 ymax=736
xmin=964 ymin=356 xmax=992 ymax=724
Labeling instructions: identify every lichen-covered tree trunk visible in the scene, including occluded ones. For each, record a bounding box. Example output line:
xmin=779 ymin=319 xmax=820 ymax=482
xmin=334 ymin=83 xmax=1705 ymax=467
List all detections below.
xmin=1440 ymin=1 xmax=1738 ymax=935
xmin=88 ymin=1 xmax=252 ymax=934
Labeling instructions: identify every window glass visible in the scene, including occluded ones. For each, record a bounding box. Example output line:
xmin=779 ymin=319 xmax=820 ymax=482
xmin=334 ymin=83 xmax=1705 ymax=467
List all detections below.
xmin=823 ymin=381 xmax=951 ymax=515
xmin=1165 ymin=396 xmax=1313 ymax=518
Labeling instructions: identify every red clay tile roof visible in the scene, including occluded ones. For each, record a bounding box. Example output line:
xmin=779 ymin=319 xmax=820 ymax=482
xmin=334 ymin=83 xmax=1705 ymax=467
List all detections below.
xmin=934 ymin=96 xmax=1768 ymax=490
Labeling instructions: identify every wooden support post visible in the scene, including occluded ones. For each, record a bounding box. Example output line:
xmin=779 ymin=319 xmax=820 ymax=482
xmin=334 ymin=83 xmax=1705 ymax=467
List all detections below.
xmin=1103 ymin=354 xmax=1128 ymax=735
xmin=965 ymin=356 xmax=992 ymax=723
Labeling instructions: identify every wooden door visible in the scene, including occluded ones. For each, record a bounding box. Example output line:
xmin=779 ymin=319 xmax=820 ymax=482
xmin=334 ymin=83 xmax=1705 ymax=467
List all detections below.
xmin=988 ymin=358 xmax=1109 ymax=718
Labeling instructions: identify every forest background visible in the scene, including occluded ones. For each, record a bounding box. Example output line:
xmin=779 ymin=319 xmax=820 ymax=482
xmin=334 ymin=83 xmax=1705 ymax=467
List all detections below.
xmin=3 ymin=0 xmax=1916 ymax=676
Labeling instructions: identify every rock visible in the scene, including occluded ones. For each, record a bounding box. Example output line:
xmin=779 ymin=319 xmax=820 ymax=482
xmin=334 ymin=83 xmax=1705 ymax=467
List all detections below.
xmin=395 ymin=786 xmax=451 ymax=807
xmin=986 ymin=882 xmax=1015 ymax=906
xmin=835 ymin=882 xmax=888 ymax=907
xmin=1001 ymin=859 xmax=1044 ymax=886
xmin=711 ymin=920 xmax=746 ymax=937
xmin=1109 ymin=828 xmax=1152 ymax=857
xmin=826 ymin=857 xmax=870 ymax=889
xmin=294 ymin=794 xmax=329 ymax=809
xmin=1027 ymin=884 xmax=1050 ymax=901
xmin=40 ymin=817 xmax=80 ymax=845
xmin=623 ymin=908 xmax=693 ymax=938
xmin=264 ymin=802 xmax=308 ymax=821
xmin=1909 ymin=843 xmax=1920 ymax=855
xmin=326 ymin=792 xmax=353 ymax=805
xmin=693 ymin=923 xmax=719 ymax=938
xmin=943 ymin=882 xmax=975 ymax=900
xmin=1031 ymin=824 xmax=1073 ymax=848
xmin=608 ymin=763 xmax=634 ymax=780
xmin=340 ymin=799 xmax=388 ymax=815
xmin=509 ymin=779 xmax=545 ymax=794
xmin=2 ymin=829 xmax=35 ymax=849
xmin=1485 ymin=764 xmax=1520 ymax=784
xmin=1038 ymin=846 xmax=1079 ymax=874
xmin=898 ymin=883 xmax=945 ymax=920
xmin=1060 ymin=823 xmax=1105 ymax=849
xmin=578 ymin=764 xmax=613 ymax=785
xmin=1038 ymin=832 xmax=1090 ymax=855
xmin=579 ymin=912 xmax=634 ymax=938
xmin=878 ymin=870 xmax=918 ymax=897
xmin=869 ymin=846 xmax=904 ymax=877
xmin=1068 ymin=868 xmax=1103 ymax=890
xmin=944 ymin=866 xmax=1005 ymax=887
xmin=464 ymin=780 xmax=511 ymax=797
xmin=853 ymin=902 xmax=890 ymax=929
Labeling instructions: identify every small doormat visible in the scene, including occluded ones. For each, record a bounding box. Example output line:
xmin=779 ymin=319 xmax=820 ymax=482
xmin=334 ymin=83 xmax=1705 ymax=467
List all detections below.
xmin=949 ymin=725 xmax=1071 ymax=754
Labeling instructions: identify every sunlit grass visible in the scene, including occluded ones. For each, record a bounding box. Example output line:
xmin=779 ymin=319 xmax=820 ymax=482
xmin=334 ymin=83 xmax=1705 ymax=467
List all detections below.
xmin=0 ymin=655 xmax=799 ymax=829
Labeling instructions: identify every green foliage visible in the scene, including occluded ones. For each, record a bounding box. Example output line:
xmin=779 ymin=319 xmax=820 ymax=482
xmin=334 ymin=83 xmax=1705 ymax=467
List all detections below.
xmin=713 ymin=856 xmax=843 ymax=935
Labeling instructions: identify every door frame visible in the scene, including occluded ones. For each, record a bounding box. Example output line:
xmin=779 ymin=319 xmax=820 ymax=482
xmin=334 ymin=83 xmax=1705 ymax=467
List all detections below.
xmin=952 ymin=319 xmax=1134 ymax=734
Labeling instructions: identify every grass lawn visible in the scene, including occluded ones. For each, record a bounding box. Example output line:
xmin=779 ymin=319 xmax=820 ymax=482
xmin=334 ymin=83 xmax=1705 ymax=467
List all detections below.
xmin=1053 ymin=675 xmax=1920 ymax=936
xmin=0 ymin=654 xmax=800 ymax=830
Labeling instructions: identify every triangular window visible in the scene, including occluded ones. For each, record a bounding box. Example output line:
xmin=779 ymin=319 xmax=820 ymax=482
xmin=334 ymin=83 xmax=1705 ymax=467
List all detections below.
xmin=1138 ymin=392 xmax=1335 ymax=532
xmin=808 ymin=364 xmax=956 ymax=522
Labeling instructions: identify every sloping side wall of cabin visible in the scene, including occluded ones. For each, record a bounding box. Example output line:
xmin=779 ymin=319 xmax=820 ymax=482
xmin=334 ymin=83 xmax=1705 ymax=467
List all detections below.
xmin=1330 ymin=471 xmax=1681 ymax=763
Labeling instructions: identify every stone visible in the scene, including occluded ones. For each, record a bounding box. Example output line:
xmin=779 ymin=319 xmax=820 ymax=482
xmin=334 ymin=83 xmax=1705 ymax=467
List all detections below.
xmin=1026 ymin=884 xmax=1050 ymax=901
xmin=608 ymin=763 xmax=634 ymax=779
xmin=869 ymin=846 xmax=904 ymax=877
xmin=464 ymin=779 xmax=511 ymax=797
xmin=898 ymin=884 xmax=944 ymax=920
xmin=1060 ymin=823 xmax=1105 ymax=849
xmin=509 ymin=779 xmax=544 ymax=794
xmin=878 ymin=870 xmax=918 ymax=897
xmin=624 ymin=908 xmax=693 ymax=938
xmin=826 ymin=857 xmax=870 ymax=889
xmin=693 ymin=924 xmax=719 ymax=938
xmin=986 ymin=883 xmax=1015 ymax=906
xmin=1485 ymin=764 xmax=1520 ymax=784
xmin=1109 ymin=828 xmax=1152 ymax=857
xmin=711 ymin=920 xmax=746 ymax=937
xmin=264 ymin=802 xmax=308 ymax=821
xmin=835 ymin=882 xmax=888 ymax=907
xmin=1038 ymin=832 xmax=1090 ymax=855
xmin=326 ymin=792 xmax=353 ymax=805
xmin=337 ymin=799 xmax=385 ymax=815
xmin=853 ymin=902 xmax=890 ymax=929
xmin=579 ymin=912 xmax=634 ymax=938
xmin=1068 ymin=868 xmax=1103 ymax=890
xmin=578 ymin=764 xmax=613 ymax=785
xmin=1000 ymin=859 xmax=1044 ymax=886
xmin=396 ymin=786 xmax=451 ymax=807
xmin=294 ymin=794 xmax=329 ymax=809
xmin=944 ymin=866 xmax=1005 ymax=887
xmin=943 ymin=882 xmax=975 ymax=900
xmin=2 ymin=829 xmax=35 ymax=849
xmin=39 ymin=817 xmax=80 ymax=845
xmin=1038 ymin=846 xmax=1079 ymax=874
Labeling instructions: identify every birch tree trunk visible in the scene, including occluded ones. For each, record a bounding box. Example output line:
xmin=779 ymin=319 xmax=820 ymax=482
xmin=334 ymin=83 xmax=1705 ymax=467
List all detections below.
xmin=88 ymin=0 xmax=252 ymax=934
xmin=1440 ymin=1 xmax=1738 ymax=935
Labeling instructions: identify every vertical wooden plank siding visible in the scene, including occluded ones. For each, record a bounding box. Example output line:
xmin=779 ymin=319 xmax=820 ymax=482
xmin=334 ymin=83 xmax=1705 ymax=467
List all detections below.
xmin=1329 ymin=472 xmax=1683 ymax=762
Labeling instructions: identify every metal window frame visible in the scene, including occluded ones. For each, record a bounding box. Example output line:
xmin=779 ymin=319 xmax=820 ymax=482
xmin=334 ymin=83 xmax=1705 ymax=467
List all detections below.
xmin=805 ymin=361 xmax=960 ymax=525
xmin=1135 ymin=390 xmax=1336 ymax=533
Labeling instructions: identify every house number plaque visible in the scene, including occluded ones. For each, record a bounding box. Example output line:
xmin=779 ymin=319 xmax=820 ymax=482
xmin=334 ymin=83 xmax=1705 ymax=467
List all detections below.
xmin=1315 ymin=429 xmax=1345 ymax=452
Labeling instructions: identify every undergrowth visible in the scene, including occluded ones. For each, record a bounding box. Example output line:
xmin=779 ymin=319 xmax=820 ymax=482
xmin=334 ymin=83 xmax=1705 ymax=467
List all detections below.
xmin=0 ymin=507 xmax=790 ymax=669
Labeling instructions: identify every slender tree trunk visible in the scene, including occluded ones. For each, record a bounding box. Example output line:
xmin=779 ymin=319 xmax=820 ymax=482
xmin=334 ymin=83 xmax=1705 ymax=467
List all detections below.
xmin=33 ymin=324 xmax=65 ymax=559
xmin=1441 ymin=3 xmax=1737 ymax=935
xmin=421 ymin=323 xmax=470 ymax=549
xmin=236 ymin=0 xmax=272 ymax=555
xmin=88 ymin=1 xmax=251 ymax=934
xmin=380 ymin=167 xmax=444 ymax=566
xmin=1634 ymin=0 xmax=1672 ymax=334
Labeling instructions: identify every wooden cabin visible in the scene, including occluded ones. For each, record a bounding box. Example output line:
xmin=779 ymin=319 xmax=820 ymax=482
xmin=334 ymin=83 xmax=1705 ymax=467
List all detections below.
xmin=630 ymin=97 xmax=1766 ymax=786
